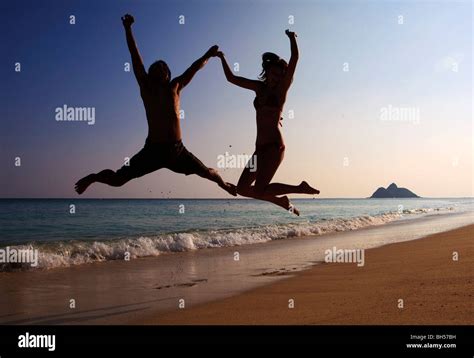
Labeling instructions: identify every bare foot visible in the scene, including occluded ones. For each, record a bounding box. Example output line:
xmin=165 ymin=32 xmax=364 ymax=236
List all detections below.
xmin=300 ymin=181 xmax=320 ymax=195
xmin=220 ymin=182 xmax=237 ymax=196
xmin=289 ymin=204 xmax=300 ymax=216
xmin=280 ymin=196 xmax=300 ymax=216
xmin=75 ymin=174 xmax=96 ymax=195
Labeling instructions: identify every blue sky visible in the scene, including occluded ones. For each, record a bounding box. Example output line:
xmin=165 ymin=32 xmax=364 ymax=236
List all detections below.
xmin=1 ymin=0 xmax=472 ymax=198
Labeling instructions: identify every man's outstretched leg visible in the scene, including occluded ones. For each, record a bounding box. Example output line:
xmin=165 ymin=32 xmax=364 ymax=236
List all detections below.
xmin=200 ymin=167 xmax=237 ymax=196
xmin=170 ymin=144 xmax=237 ymax=196
xmin=75 ymin=142 xmax=158 ymax=194
xmin=75 ymin=169 xmax=131 ymax=194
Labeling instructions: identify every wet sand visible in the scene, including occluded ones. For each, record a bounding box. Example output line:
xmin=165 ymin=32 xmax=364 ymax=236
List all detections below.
xmin=0 ymin=215 xmax=472 ymax=325
xmin=136 ymin=224 xmax=473 ymax=325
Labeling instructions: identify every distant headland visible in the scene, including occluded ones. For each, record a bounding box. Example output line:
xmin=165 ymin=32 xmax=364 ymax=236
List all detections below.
xmin=370 ymin=183 xmax=420 ymax=198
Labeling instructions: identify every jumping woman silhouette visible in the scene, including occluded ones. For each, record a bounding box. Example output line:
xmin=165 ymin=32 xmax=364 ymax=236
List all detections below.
xmin=217 ymin=30 xmax=319 ymax=215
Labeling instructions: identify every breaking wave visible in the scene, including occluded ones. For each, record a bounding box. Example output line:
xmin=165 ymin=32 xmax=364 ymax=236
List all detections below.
xmin=0 ymin=207 xmax=453 ymax=271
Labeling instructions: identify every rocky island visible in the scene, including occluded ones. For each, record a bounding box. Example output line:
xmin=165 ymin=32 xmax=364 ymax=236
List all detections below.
xmin=370 ymin=183 xmax=419 ymax=198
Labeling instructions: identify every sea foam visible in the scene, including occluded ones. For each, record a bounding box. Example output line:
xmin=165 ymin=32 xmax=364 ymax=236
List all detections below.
xmin=0 ymin=208 xmax=452 ymax=271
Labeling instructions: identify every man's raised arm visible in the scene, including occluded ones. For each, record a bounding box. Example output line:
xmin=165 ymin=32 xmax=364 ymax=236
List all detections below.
xmin=173 ymin=45 xmax=218 ymax=92
xmin=122 ymin=14 xmax=147 ymax=87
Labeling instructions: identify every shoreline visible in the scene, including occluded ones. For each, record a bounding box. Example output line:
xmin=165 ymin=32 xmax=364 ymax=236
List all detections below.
xmin=0 ymin=214 xmax=471 ymax=325
xmin=133 ymin=224 xmax=473 ymax=325
xmin=1 ymin=209 xmax=467 ymax=271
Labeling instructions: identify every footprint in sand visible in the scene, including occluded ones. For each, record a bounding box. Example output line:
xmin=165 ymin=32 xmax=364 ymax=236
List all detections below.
xmin=154 ymin=278 xmax=208 ymax=290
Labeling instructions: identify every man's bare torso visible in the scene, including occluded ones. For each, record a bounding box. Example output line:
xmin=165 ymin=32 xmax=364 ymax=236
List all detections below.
xmin=140 ymin=80 xmax=182 ymax=144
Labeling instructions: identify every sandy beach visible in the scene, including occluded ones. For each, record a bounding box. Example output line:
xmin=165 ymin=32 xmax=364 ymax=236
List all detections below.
xmin=0 ymin=213 xmax=472 ymax=325
xmin=135 ymin=224 xmax=473 ymax=325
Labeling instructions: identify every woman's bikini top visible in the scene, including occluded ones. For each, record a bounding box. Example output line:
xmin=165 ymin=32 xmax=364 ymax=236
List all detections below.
xmin=253 ymin=91 xmax=283 ymax=126
xmin=253 ymin=92 xmax=281 ymax=110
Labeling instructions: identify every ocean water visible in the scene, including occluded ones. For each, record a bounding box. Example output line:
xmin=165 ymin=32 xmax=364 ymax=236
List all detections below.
xmin=0 ymin=198 xmax=472 ymax=270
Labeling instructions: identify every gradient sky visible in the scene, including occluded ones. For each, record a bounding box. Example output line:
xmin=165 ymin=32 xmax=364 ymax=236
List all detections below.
xmin=1 ymin=0 xmax=472 ymax=198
